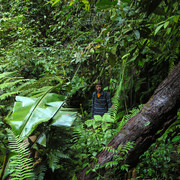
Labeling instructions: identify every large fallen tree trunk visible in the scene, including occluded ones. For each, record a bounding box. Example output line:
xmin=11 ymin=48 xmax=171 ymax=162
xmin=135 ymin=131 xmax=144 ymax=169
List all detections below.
xmin=77 ymin=62 xmax=180 ymax=179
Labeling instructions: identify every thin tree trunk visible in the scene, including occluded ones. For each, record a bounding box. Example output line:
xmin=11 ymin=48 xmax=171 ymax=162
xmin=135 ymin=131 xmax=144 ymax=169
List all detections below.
xmin=77 ymin=61 xmax=180 ymax=179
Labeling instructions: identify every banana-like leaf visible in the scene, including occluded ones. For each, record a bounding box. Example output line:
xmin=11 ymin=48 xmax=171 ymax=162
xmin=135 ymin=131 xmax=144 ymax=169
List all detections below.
xmin=51 ymin=110 xmax=77 ymax=127
xmin=7 ymin=93 xmax=77 ymax=140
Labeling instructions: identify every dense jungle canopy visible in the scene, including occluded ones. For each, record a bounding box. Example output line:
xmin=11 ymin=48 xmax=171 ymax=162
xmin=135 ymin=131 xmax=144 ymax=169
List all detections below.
xmin=0 ymin=0 xmax=179 ymax=179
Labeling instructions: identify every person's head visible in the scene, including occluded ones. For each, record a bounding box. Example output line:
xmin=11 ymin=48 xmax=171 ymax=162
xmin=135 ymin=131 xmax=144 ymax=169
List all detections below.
xmin=95 ymin=82 xmax=102 ymax=93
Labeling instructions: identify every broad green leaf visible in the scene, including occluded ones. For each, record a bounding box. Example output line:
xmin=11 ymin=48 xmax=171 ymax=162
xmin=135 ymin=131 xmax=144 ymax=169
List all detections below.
xmin=8 ymin=93 xmax=62 ymax=139
xmin=102 ymin=113 xmax=113 ymax=122
xmin=111 ymin=44 xmax=117 ymax=55
xmin=127 ymin=55 xmax=138 ymax=64
xmin=138 ymin=59 xmax=145 ymax=67
xmin=93 ymin=121 xmax=100 ymax=129
xmin=94 ymin=115 xmax=102 ymax=121
xmin=102 ymin=122 xmax=110 ymax=132
xmin=51 ymin=111 xmax=77 ymax=127
xmin=94 ymin=38 xmax=103 ymax=43
xmin=177 ymin=144 xmax=180 ymax=154
xmin=6 ymin=91 xmax=77 ymax=140
xmin=66 ymin=10 xmax=73 ymax=21
xmin=154 ymin=24 xmax=164 ymax=35
xmin=164 ymin=21 xmax=169 ymax=28
xmin=144 ymin=121 xmax=150 ymax=127
xmin=85 ymin=119 xmax=94 ymax=127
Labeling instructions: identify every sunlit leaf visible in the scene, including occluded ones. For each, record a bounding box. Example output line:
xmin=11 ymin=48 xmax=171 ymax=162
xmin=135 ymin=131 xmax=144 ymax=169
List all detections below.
xmin=154 ymin=24 xmax=164 ymax=35
xmin=6 ymin=92 xmax=77 ymax=139
xmin=51 ymin=111 xmax=77 ymax=127
xmin=164 ymin=21 xmax=169 ymax=28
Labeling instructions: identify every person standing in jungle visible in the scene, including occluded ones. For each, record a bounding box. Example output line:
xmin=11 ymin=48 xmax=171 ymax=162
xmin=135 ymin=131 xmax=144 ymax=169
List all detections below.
xmin=91 ymin=82 xmax=112 ymax=119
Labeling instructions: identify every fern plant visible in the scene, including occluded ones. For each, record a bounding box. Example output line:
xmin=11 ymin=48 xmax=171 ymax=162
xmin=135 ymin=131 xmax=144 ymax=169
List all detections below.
xmin=111 ymin=59 xmax=127 ymax=123
xmin=47 ymin=150 xmax=70 ymax=172
xmin=5 ymin=128 xmax=34 ymax=180
xmin=102 ymin=141 xmax=135 ymax=169
xmin=116 ymin=104 xmax=143 ymax=132
xmin=87 ymin=141 xmax=135 ymax=179
xmin=0 ymin=70 xmax=64 ymax=105
xmin=0 ymin=71 xmax=26 ymax=102
xmin=34 ymin=164 xmax=47 ymax=180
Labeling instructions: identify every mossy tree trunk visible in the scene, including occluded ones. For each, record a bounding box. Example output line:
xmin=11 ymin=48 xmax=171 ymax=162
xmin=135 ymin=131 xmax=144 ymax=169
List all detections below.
xmin=77 ymin=62 xmax=180 ymax=179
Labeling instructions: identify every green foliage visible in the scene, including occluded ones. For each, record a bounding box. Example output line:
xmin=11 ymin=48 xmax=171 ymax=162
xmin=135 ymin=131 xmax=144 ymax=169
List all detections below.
xmin=47 ymin=150 xmax=69 ymax=172
xmin=136 ymin=139 xmax=179 ymax=180
xmin=136 ymin=109 xmax=180 ymax=180
xmin=111 ymin=59 xmax=127 ymax=122
xmin=102 ymin=141 xmax=135 ymax=170
xmin=70 ymin=113 xmax=118 ymax=173
xmin=71 ymin=104 xmax=140 ymax=178
xmin=34 ymin=164 xmax=47 ymax=180
xmin=84 ymin=141 xmax=135 ymax=179
xmin=6 ymin=92 xmax=77 ymax=139
xmin=1 ymin=87 xmax=77 ymax=179
xmin=117 ymin=104 xmax=143 ymax=131
xmin=0 ymin=0 xmax=179 ymax=179
xmin=4 ymin=128 xmax=34 ymax=180
xmin=0 ymin=71 xmax=28 ymax=106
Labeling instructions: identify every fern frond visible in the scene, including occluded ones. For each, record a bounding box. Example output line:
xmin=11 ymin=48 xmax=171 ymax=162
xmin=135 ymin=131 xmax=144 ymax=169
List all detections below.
xmin=118 ymin=141 xmax=135 ymax=155
xmin=31 ymin=86 xmax=55 ymax=98
xmin=0 ymin=72 xmax=17 ymax=79
xmin=0 ymin=91 xmax=19 ymax=101
xmin=48 ymin=151 xmax=61 ymax=172
xmin=101 ymin=146 xmax=117 ymax=154
xmin=0 ymin=79 xmax=26 ymax=90
xmin=105 ymin=160 xmax=118 ymax=168
xmin=48 ymin=149 xmax=70 ymax=172
xmin=55 ymin=150 xmax=70 ymax=159
xmin=0 ymin=71 xmax=28 ymax=101
xmin=111 ymin=59 xmax=127 ymax=122
xmin=117 ymin=105 xmax=142 ymax=132
xmin=6 ymin=128 xmax=34 ymax=180
xmin=16 ymin=79 xmax=36 ymax=91
xmin=34 ymin=164 xmax=47 ymax=180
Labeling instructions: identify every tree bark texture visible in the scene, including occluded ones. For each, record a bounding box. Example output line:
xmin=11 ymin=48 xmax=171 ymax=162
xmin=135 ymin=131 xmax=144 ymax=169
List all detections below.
xmin=77 ymin=62 xmax=180 ymax=180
